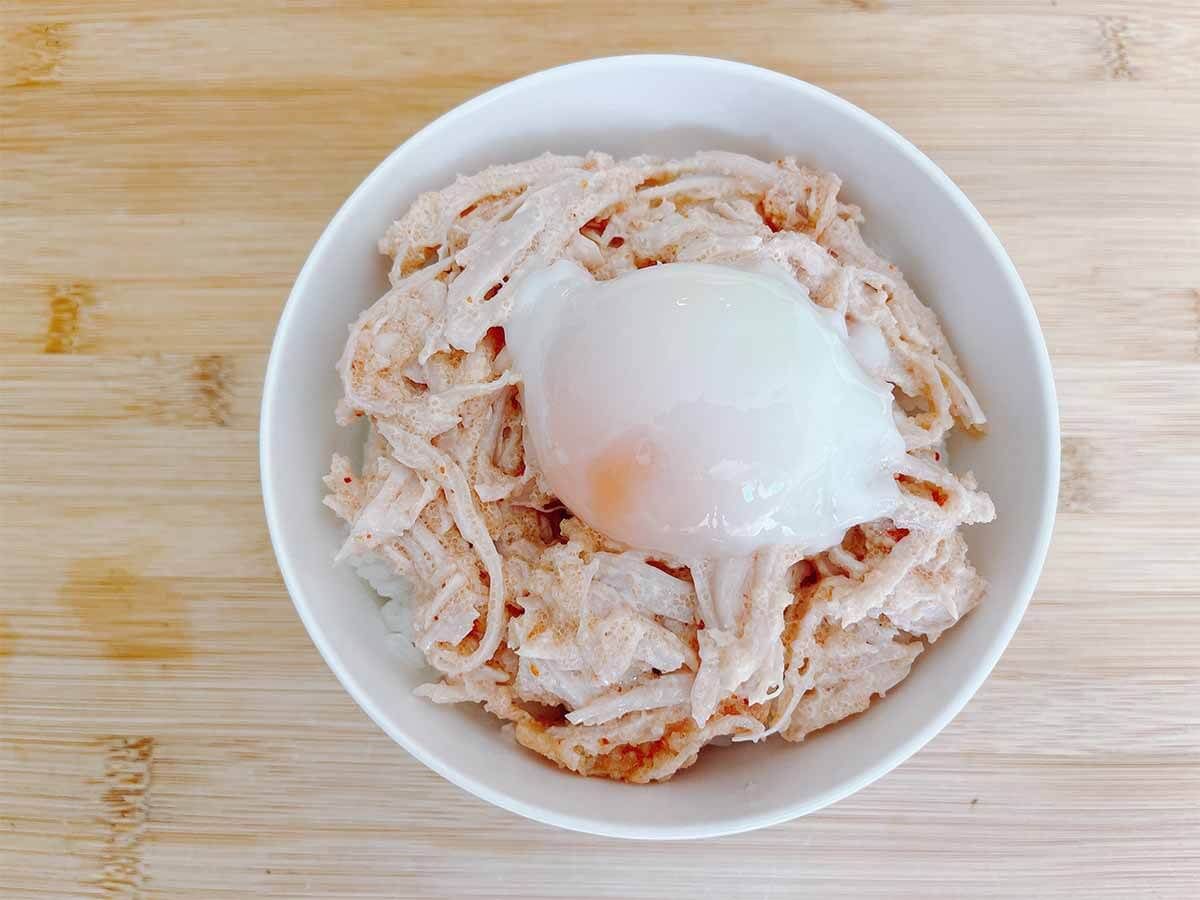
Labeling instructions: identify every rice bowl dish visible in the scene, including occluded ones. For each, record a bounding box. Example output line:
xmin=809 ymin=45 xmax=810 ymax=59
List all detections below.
xmin=323 ymin=150 xmax=995 ymax=782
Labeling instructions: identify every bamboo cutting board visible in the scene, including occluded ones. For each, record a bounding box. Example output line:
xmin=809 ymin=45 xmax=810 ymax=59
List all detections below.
xmin=2 ymin=2 xmax=1198 ymax=897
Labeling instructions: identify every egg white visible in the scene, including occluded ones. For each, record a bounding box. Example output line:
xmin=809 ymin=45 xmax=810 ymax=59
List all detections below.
xmin=504 ymin=261 xmax=905 ymax=560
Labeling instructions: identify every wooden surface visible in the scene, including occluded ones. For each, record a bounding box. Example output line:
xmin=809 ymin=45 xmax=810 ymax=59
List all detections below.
xmin=3 ymin=1 xmax=1199 ymax=896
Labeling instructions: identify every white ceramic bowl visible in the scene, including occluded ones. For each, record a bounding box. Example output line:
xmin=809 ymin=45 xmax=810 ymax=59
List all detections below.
xmin=261 ymin=55 xmax=1059 ymax=839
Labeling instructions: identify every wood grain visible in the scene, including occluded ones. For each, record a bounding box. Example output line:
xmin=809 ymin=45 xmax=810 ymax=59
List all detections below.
xmin=2 ymin=1 xmax=1198 ymax=897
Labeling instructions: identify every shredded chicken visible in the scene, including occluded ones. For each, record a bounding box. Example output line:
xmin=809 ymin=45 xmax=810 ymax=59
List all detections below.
xmin=323 ymin=151 xmax=995 ymax=783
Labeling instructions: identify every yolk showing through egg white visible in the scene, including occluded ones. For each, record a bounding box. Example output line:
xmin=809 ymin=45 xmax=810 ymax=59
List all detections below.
xmin=503 ymin=260 xmax=905 ymax=560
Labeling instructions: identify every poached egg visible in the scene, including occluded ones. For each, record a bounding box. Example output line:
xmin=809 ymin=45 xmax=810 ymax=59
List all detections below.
xmin=503 ymin=261 xmax=904 ymax=560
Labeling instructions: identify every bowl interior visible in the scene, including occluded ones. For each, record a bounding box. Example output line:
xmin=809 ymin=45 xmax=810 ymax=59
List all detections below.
xmin=261 ymin=56 xmax=1058 ymax=839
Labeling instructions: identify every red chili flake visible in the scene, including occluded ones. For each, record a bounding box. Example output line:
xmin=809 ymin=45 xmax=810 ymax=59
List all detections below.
xmin=697 ymin=620 xmax=705 ymax=630
xmin=888 ymin=527 xmax=910 ymax=542
xmin=354 ymin=411 xmax=364 ymax=417
xmin=343 ymin=477 xmax=352 ymax=484
xmin=599 ymin=738 xmax=609 ymax=746
xmin=934 ymin=451 xmax=941 ymax=461
xmin=932 ymin=488 xmax=948 ymax=506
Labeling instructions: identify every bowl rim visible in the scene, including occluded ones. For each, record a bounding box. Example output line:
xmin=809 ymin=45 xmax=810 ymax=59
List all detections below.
xmin=260 ymin=53 xmax=1060 ymax=840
